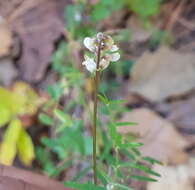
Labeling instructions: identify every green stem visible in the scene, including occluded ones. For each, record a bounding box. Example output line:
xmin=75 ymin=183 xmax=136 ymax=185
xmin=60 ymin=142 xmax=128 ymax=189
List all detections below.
xmin=93 ymin=41 xmax=101 ymax=185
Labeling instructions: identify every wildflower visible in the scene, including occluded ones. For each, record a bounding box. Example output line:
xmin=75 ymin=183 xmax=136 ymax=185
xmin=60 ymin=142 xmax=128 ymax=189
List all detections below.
xmin=83 ymin=32 xmax=120 ymax=72
xmin=83 ymin=37 xmax=96 ymax=52
xmin=82 ymin=55 xmax=96 ymax=73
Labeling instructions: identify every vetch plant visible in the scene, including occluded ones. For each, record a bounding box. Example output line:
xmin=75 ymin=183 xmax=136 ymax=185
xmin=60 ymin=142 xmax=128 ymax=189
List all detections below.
xmin=39 ymin=30 xmax=161 ymax=189
xmin=82 ymin=32 xmax=120 ymax=185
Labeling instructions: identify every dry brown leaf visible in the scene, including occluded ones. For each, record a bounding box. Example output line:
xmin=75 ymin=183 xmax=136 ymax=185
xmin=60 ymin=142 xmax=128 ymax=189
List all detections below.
xmin=118 ymin=108 xmax=189 ymax=164
xmin=0 ymin=164 xmax=73 ymax=190
xmin=0 ymin=18 xmax=12 ymax=57
xmin=167 ymin=97 xmax=195 ymax=132
xmin=147 ymin=159 xmax=195 ymax=190
xmin=0 ymin=58 xmax=18 ymax=85
xmin=0 ymin=0 xmax=24 ymax=18
xmin=10 ymin=0 xmax=68 ymax=82
xmin=130 ymin=46 xmax=195 ymax=101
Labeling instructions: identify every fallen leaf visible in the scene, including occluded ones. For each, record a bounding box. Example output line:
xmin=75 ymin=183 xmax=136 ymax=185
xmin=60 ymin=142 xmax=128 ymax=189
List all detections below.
xmin=11 ymin=0 xmax=68 ymax=82
xmin=0 ymin=0 xmax=24 ymax=18
xmin=0 ymin=119 xmax=22 ymax=165
xmin=0 ymin=58 xmax=18 ymax=85
xmin=166 ymin=97 xmax=195 ymax=133
xmin=118 ymin=108 xmax=189 ymax=164
xmin=0 ymin=81 xmax=45 ymax=127
xmin=0 ymin=17 xmax=12 ymax=57
xmin=17 ymin=128 xmax=35 ymax=166
xmin=0 ymin=164 xmax=72 ymax=190
xmin=130 ymin=46 xmax=195 ymax=101
xmin=147 ymin=158 xmax=195 ymax=190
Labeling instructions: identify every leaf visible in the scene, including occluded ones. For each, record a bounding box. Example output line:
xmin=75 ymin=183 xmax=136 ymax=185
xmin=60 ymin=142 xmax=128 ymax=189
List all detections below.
xmin=113 ymin=183 xmax=133 ymax=190
xmin=65 ymin=5 xmax=76 ymax=34
xmin=0 ymin=109 xmax=10 ymax=127
xmin=121 ymin=142 xmax=144 ymax=149
xmin=118 ymin=108 xmax=189 ymax=164
xmin=0 ymin=18 xmax=12 ymax=57
xmin=17 ymin=129 xmax=35 ymax=166
xmin=54 ymin=109 xmax=72 ymax=127
xmin=64 ymin=182 xmax=106 ymax=190
xmin=116 ymin=122 xmax=138 ymax=127
xmin=39 ymin=113 xmax=54 ymax=126
xmin=130 ymin=163 xmax=161 ymax=177
xmin=98 ymin=94 xmax=109 ymax=105
xmin=109 ymin=99 xmax=126 ymax=105
xmin=0 ymin=119 xmax=22 ymax=165
xmin=130 ymin=175 xmax=158 ymax=182
xmin=142 ymin=156 xmax=163 ymax=165
xmin=130 ymin=47 xmax=195 ymax=101
xmin=12 ymin=82 xmax=45 ymax=115
xmin=0 ymin=87 xmax=20 ymax=125
xmin=12 ymin=0 xmax=66 ymax=82
xmin=0 ymin=82 xmax=45 ymax=128
xmin=126 ymin=0 xmax=161 ymax=19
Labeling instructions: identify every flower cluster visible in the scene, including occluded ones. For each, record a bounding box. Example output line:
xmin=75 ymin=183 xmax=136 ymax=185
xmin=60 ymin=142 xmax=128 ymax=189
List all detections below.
xmin=82 ymin=32 xmax=120 ymax=73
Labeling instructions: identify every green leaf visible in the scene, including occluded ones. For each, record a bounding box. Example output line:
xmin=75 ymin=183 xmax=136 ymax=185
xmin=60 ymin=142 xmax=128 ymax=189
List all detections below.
xmin=109 ymin=99 xmax=126 ymax=105
xmin=130 ymin=175 xmax=158 ymax=182
xmin=97 ymin=169 xmax=112 ymax=185
xmin=116 ymin=122 xmax=138 ymax=127
xmin=49 ymin=160 xmax=72 ymax=177
xmin=121 ymin=149 xmax=136 ymax=161
xmin=131 ymin=147 xmax=141 ymax=156
xmin=121 ymin=142 xmax=144 ymax=148
xmin=142 ymin=156 xmax=163 ymax=165
xmin=125 ymin=0 xmax=161 ymax=19
xmin=54 ymin=109 xmax=72 ymax=127
xmin=64 ymin=182 xmax=106 ymax=190
xmin=113 ymin=183 xmax=133 ymax=190
xmin=65 ymin=5 xmax=76 ymax=34
xmin=39 ymin=113 xmax=54 ymax=126
xmin=130 ymin=163 xmax=161 ymax=177
xmin=98 ymin=94 xmax=109 ymax=105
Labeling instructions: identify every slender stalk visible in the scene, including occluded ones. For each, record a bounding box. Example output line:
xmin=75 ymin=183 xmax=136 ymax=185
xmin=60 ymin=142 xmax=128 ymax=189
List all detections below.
xmin=93 ymin=41 xmax=102 ymax=185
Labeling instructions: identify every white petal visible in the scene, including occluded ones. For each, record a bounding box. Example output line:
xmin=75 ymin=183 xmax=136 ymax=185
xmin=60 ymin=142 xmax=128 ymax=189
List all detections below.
xmin=82 ymin=57 xmax=96 ymax=73
xmin=110 ymin=45 xmax=119 ymax=52
xmin=100 ymin=58 xmax=110 ymax=70
xmin=110 ymin=52 xmax=120 ymax=62
xmin=83 ymin=37 xmax=96 ymax=52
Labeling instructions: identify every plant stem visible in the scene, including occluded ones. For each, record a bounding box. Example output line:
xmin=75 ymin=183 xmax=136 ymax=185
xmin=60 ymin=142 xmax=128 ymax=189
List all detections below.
xmin=93 ymin=41 xmax=101 ymax=185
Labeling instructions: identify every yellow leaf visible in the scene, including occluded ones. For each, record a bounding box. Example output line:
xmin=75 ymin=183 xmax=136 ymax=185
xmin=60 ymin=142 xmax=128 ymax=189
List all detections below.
xmin=0 ymin=109 xmax=10 ymax=127
xmin=0 ymin=82 xmax=46 ymax=128
xmin=17 ymin=129 xmax=35 ymax=166
xmin=0 ymin=119 xmax=22 ymax=165
xmin=13 ymin=81 xmax=45 ymax=115
xmin=0 ymin=142 xmax=17 ymax=166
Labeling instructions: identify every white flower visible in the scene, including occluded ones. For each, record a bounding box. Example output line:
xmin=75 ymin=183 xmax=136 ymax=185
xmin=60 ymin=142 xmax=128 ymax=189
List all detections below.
xmin=110 ymin=52 xmax=120 ymax=61
xmin=100 ymin=58 xmax=110 ymax=70
xmin=82 ymin=56 xmax=96 ymax=73
xmin=83 ymin=33 xmax=120 ymax=72
xmin=99 ymin=52 xmax=120 ymax=70
xmin=110 ymin=45 xmax=119 ymax=52
xmin=83 ymin=37 xmax=96 ymax=52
